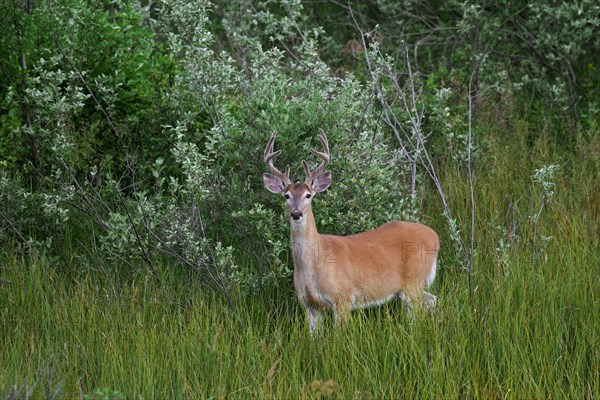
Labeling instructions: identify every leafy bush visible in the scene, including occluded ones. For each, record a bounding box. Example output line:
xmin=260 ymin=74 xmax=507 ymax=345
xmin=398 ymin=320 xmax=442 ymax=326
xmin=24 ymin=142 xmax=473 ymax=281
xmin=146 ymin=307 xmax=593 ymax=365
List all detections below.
xmin=1 ymin=0 xmax=598 ymax=292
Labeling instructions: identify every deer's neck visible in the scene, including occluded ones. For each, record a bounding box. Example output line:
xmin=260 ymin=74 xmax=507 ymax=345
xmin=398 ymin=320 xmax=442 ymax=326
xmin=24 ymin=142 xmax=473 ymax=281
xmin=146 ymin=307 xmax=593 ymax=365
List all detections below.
xmin=290 ymin=206 xmax=320 ymax=269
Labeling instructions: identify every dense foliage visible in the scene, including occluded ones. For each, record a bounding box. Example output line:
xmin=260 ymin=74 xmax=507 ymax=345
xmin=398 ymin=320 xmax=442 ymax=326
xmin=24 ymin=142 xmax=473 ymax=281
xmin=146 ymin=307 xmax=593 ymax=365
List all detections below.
xmin=1 ymin=0 xmax=599 ymax=284
xmin=0 ymin=1 xmax=599 ymax=397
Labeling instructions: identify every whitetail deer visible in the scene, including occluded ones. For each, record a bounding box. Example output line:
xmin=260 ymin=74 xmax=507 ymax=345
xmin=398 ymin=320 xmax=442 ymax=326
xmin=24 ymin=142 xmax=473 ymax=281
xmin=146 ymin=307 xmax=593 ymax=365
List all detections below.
xmin=263 ymin=130 xmax=439 ymax=333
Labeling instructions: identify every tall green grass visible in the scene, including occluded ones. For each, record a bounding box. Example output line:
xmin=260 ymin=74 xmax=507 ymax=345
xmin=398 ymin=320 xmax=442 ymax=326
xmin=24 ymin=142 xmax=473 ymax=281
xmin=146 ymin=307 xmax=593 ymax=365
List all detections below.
xmin=1 ymin=130 xmax=599 ymax=398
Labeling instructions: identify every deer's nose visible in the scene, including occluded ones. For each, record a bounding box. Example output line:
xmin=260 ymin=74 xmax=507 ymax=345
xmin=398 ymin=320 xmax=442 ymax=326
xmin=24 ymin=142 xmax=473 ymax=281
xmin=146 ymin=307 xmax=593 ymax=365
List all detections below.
xmin=291 ymin=210 xmax=303 ymax=220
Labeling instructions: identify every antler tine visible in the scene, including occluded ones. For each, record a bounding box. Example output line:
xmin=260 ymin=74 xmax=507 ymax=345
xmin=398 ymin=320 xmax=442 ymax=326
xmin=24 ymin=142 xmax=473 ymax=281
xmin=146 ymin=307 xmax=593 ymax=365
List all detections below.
xmin=302 ymin=160 xmax=311 ymax=178
xmin=263 ymin=133 xmax=277 ymax=162
xmin=318 ymin=128 xmax=330 ymax=153
xmin=304 ymin=129 xmax=331 ymax=183
xmin=263 ymin=132 xmax=290 ymax=184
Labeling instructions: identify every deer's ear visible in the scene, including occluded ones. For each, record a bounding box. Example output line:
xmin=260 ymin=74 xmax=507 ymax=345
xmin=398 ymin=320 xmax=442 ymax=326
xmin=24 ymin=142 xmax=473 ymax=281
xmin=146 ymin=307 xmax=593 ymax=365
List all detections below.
xmin=263 ymin=173 xmax=286 ymax=194
xmin=310 ymin=172 xmax=331 ymax=193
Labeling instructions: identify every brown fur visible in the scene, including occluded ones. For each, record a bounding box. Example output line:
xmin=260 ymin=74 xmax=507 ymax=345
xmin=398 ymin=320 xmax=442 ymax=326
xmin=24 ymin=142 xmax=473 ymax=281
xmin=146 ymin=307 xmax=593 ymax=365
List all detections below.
xmin=285 ymin=184 xmax=439 ymax=332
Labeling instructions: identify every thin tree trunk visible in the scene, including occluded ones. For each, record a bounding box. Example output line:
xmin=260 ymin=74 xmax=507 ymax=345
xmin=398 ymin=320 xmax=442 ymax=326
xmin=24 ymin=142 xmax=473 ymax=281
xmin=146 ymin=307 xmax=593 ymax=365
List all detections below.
xmin=16 ymin=0 xmax=42 ymax=186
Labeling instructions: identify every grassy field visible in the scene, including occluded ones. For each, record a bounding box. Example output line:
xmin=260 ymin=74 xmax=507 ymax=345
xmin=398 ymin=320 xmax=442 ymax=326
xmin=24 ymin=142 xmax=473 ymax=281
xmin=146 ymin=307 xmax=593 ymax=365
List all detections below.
xmin=1 ymin=132 xmax=599 ymax=399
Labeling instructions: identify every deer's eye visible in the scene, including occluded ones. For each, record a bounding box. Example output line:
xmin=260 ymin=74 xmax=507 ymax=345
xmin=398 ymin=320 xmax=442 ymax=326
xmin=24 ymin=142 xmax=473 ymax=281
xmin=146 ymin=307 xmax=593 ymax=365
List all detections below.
xmin=284 ymin=194 xmax=290 ymax=199
xmin=306 ymin=193 xmax=312 ymax=199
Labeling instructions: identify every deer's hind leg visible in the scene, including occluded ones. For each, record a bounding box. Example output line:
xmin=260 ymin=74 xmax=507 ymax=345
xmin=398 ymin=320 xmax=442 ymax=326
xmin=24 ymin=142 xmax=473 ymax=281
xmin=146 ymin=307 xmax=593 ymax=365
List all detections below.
xmin=399 ymin=286 xmax=436 ymax=315
xmin=423 ymin=291 xmax=437 ymax=311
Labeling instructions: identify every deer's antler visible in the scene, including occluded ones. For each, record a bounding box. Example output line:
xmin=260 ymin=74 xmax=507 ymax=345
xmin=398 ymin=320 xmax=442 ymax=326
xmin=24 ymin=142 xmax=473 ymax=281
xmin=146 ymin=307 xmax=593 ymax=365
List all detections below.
xmin=303 ymin=128 xmax=330 ymax=183
xmin=263 ymin=132 xmax=291 ymax=185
